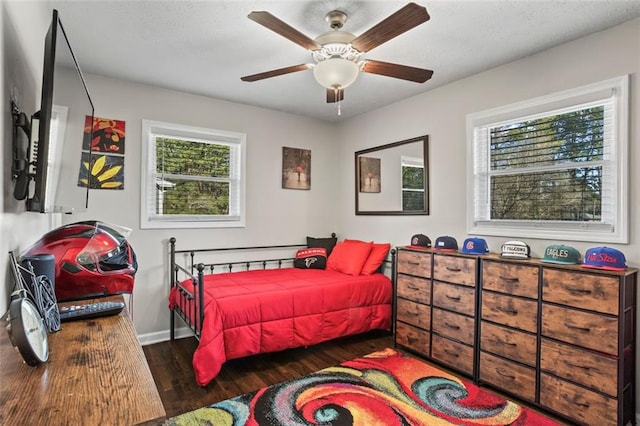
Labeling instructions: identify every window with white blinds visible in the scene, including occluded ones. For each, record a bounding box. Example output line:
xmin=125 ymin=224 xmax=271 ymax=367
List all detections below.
xmin=140 ymin=120 xmax=246 ymax=229
xmin=466 ymin=75 xmax=629 ymax=243
xmin=401 ymin=156 xmax=425 ymax=211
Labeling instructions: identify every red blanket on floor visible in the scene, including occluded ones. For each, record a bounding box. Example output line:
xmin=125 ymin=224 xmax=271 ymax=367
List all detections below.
xmin=169 ymin=267 xmax=392 ymax=386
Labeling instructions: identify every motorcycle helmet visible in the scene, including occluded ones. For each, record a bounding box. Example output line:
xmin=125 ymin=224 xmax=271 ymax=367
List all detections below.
xmin=22 ymin=221 xmax=137 ymax=301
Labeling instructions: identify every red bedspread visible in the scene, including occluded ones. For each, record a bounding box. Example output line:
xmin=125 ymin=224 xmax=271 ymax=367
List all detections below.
xmin=169 ymin=267 xmax=392 ymax=386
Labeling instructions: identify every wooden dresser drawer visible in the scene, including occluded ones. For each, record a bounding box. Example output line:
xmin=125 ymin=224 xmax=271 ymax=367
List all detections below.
xmin=480 ymin=322 xmax=537 ymax=367
xmin=481 ymin=292 xmax=538 ymax=333
xmin=432 ymin=308 xmax=474 ymax=345
xmin=395 ymin=322 xmax=430 ymax=355
xmin=432 ymin=282 xmax=475 ymax=316
xmin=397 ymin=275 xmax=430 ymax=305
xmin=542 ymin=303 xmax=618 ymax=354
xmin=482 ymin=261 xmax=539 ymax=299
xmin=397 ymin=250 xmax=431 ymax=278
xmin=433 ymin=255 xmax=476 ymax=287
xmin=479 ymin=352 xmax=536 ymax=402
xmin=396 ymin=298 xmax=431 ymax=330
xmin=431 ymin=334 xmax=474 ymax=376
xmin=542 ymin=269 xmax=619 ymax=315
xmin=540 ymin=373 xmax=617 ymax=426
xmin=540 ymin=338 xmax=617 ymax=397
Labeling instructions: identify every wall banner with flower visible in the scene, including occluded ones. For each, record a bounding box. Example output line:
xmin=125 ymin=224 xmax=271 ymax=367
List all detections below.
xmin=78 ymin=116 xmax=125 ymax=189
xmin=282 ymin=146 xmax=311 ymax=190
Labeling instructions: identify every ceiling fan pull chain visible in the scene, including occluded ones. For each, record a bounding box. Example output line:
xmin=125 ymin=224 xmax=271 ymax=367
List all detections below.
xmin=335 ymin=87 xmax=342 ymax=116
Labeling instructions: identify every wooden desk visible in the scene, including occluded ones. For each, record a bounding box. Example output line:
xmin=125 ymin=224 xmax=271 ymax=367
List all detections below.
xmin=0 ymin=295 xmax=166 ymax=425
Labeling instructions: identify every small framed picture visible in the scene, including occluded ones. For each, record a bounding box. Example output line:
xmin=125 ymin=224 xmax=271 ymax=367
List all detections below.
xmin=359 ymin=156 xmax=381 ymax=193
xmin=282 ymin=147 xmax=311 ymax=190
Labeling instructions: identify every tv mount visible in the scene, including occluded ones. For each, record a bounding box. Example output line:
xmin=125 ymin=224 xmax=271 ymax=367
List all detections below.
xmin=10 ymin=100 xmax=34 ymax=202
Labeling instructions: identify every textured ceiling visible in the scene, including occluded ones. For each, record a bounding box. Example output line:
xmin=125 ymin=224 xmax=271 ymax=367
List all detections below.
xmin=44 ymin=0 xmax=640 ymax=122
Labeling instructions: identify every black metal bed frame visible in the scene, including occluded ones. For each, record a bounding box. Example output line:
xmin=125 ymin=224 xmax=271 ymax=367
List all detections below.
xmin=168 ymin=237 xmax=397 ymax=342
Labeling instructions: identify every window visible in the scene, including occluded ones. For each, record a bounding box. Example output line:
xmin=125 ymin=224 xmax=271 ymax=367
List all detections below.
xmin=467 ymin=76 xmax=629 ymax=243
xmin=141 ymin=120 xmax=246 ymax=229
xmin=401 ymin=156 xmax=425 ymax=211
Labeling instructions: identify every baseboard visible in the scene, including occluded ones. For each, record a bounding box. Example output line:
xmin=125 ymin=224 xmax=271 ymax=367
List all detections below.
xmin=137 ymin=326 xmax=194 ymax=346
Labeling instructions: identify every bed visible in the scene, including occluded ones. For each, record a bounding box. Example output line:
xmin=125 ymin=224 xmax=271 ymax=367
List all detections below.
xmin=168 ymin=236 xmax=396 ymax=386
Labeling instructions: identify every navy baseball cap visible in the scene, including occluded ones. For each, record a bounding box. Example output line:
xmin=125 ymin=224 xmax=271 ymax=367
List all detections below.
xmin=583 ymin=246 xmax=627 ymax=271
xmin=434 ymin=236 xmax=458 ymax=251
xmin=409 ymin=234 xmax=431 ymax=248
xmin=460 ymin=237 xmax=489 ymax=255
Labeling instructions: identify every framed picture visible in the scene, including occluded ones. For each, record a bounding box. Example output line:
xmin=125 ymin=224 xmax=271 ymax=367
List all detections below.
xmin=282 ymin=147 xmax=311 ymax=190
xmin=359 ymin=156 xmax=381 ymax=193
xmin=79 ymin=115 xmax=126 ymax=189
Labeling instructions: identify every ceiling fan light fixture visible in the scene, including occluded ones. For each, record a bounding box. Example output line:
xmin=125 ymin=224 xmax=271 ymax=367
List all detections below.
xmin=313 ymin=58 xmax=359 ymax=90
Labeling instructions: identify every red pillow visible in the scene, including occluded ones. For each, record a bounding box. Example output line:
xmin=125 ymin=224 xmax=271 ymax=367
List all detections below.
xmin=361 ymin=243 xmax=391 ymax=275
xmin=344 ymin=239 xmax=391 ymax=275
xmin=326 ymin=240 xmax=373 ymax=276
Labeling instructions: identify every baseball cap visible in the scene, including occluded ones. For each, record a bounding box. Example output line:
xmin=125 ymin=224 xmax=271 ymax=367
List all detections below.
xmin=583 ymin=246 xmax=627 ymax=271
xmin=409 ymin=234 xmax=431 ymax=248
xmin=434 ymin=236 xmax=458 ymax=251
xmin=501 ymin=240 xmax=530 ymax=259
xmin=541 ymin=244 xmax=581 ymax=265
xmin=460 ymin=237 xmax=489 ymax=255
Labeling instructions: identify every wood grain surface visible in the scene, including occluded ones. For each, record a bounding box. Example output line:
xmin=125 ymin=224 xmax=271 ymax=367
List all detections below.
xmin=0 ymin=295 xmax=165 ymax=425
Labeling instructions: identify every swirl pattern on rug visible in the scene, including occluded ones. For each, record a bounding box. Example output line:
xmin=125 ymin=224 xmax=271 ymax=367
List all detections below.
xmin=166 ymin=348 xmax=560 ymax=425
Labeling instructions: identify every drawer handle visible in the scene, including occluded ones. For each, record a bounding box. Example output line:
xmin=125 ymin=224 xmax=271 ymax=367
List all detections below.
xmin=443 ymin=349 xmax=459 ymax=358
xmin=407 ymin=336 xmax=418 ymax=344
xmin=498 ymin=275 xmax=519 ymax=283
xmin=446 ymin=295 xmax=461 ymax=302
xmin=563 ymin=360 xmax=592 ymax=371
xmin=497 ymin=307 xmax=518 ymax=315
xmin=407 ymin=285 xmax=420 ymax=291
xmin=446 ymin=266 xmax=462 ymax=272
xmin=493 ymin=338 xmax=516 ymax=347
xmin=408 ymin=261 xmax=421 ymax=265
xmin=561 ymin=394 xmax=590 ymax=409
xmin=564 ymin=322 xmax=591 ymax=333
xmin=444 ymin=322 xmax=460 ymax=330
xmin=496 ymin=369 xmax=516 ymax=380
xmin=563 ymin=285 xmax=592 ymax=295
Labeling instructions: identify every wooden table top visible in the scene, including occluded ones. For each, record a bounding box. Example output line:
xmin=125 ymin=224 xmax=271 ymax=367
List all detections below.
xmin=0 ymin=295 xmax=166 ymax=425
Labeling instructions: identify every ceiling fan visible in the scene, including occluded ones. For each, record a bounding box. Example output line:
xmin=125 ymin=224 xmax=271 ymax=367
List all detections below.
xmin=241 ymin=2 xmax=434 ymax=104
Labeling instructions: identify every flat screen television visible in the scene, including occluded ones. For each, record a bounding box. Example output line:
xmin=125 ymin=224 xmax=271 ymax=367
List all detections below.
xmin=26 ymin=9 xmax=94 ymax=213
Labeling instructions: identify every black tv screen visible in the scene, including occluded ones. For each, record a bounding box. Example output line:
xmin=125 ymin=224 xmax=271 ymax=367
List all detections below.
xmin=27 ymin=9 xmax=93 ymax=213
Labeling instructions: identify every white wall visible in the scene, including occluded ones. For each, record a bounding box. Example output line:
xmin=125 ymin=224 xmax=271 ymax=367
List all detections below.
xmin=62 ymin=74 xmax=340 ymax=336
xmin=337 ymin=18 xmax=639 ymax=266
xmin=1 ymin=1 xmax=62 ymax=313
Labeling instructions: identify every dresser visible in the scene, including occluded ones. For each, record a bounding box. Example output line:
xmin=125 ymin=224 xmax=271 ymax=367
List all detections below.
xmin=395 ymin=247 xmax=479 ymax=378
xmin=395 ymin=248 xmax=432 ymax=358
xmin=394 ymin=249 xmax=637 ymax=425
xmin=538 ymin=265 xmax=636 ymax=425
xmin=478 ymin=258 xmax=540 ymax=403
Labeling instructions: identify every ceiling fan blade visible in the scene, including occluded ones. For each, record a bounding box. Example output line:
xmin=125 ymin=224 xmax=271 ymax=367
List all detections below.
xmin=351 ymin=3 xmax=429 ymax=53
xmin=241 ymin=64 xmax=312 ymax=82
xmin=248 ymin=11 xmax=321 ymax=51
xmin=361 ymin=60 xmax=433 ymax=83
xmin=326 ymin=88 xmax=345 ymax=103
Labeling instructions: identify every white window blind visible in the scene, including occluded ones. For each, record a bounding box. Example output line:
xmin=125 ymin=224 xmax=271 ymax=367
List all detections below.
xmin=467 ymin=75 xmax=629 ymax=243
xmin=140 ymin=120 xmax=246 ymax=229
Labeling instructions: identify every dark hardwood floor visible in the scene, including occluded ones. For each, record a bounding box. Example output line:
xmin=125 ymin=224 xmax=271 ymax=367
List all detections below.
xmin=143 ymin=331 xmax=394 ymax=419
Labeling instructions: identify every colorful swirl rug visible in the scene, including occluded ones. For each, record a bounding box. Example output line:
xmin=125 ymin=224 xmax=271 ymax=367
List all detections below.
xmin=165 ymin=348 xmax=561 ymax=425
